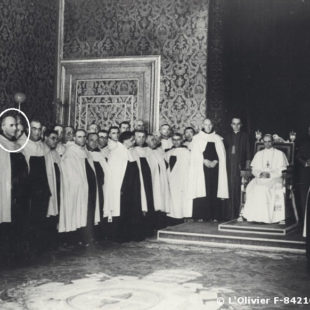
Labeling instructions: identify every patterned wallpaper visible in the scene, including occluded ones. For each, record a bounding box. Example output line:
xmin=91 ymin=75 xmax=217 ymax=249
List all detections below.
xmin=76 ymin=79 xmax=138 ymax=129
xmin=0 ymin=0 xmax=58 ymax=126
xmin=63 ymin=0 xmax=209 ymax=132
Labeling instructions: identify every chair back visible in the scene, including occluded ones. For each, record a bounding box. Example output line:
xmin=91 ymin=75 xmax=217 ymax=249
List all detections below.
xmin=254 ymin=142 xmax=295 ymax=166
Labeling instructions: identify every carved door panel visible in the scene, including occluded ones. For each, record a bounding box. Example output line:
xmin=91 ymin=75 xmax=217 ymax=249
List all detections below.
xmin=58 ymin=57 xmax=160 ymax=132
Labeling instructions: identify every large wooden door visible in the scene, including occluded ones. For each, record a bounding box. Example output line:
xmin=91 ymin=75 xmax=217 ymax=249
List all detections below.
xmin=58 ymin=56 xmax=160 ymax=132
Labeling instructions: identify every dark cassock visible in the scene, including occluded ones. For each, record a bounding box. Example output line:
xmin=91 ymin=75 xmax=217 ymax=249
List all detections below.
xmin=224 ymin=131 xmax=251 ymax=220
xmin=296 ymin=136 xmax=310 ymax=221
xmin=189 ymin=130 xmax=229 ymax=221
xmin=104 ymin=143 xmax=144 ymax=242
xmin=59 ymin=143 xmax=99 ymax=244
xmin=0 ymin=134 xmax=28 ymax=260
xmin=165 ymin=146 xmax=192 ymax=219
xmin=131 ymin=145 xmax=156 ymax=234
xmin=22 ymin=139 xmax=51 ymax=252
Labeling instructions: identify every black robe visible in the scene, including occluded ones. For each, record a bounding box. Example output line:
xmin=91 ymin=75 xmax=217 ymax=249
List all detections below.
xmin=118 ymin=161 xmax=144 ymax=242
xmin=192 ymin=142 xmax=222 ymax=221
xmin=93 ymin=161 xmax=104 ymax=221
xmin=81 ymin=159 xmax=97 ymax=243
xmin=224 ymin=131 xmax=251 ymax=220
xmin=1 ymin=153 xmax=29 ymax=261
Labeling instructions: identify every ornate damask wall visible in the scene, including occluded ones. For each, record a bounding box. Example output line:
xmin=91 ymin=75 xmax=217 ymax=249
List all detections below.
xmin=63 ymin=0 xmax=209 ymax=131
xmin=0 ymin=0 xmax=58 ymax=125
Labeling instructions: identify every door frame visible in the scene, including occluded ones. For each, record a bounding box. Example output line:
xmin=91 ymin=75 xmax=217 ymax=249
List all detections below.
xmin=57 ymin=56 xmax=161 ymax=132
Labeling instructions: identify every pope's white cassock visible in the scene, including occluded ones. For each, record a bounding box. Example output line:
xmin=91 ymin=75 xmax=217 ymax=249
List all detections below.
xmin=165 ymin=146 xmax=192 ymax=218
xmin=243 ymin=147 xmax=289 ymax=223
xmin=59 ymin=143 xmax=99 ymax=232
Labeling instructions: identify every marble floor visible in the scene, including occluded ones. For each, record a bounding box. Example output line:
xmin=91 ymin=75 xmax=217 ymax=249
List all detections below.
xmin=0 ymin=240 xmax=310 ymax=309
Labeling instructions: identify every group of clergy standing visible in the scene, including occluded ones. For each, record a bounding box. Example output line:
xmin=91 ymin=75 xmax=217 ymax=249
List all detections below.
xmin=1 ymin=112 xmax=309 ymax=263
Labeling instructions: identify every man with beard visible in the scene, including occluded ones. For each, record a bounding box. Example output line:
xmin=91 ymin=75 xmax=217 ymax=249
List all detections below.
xmin=59 ymin=129 xmax=99 ymax=246
xmin=0 ymin=115 xmax=28 ymax=262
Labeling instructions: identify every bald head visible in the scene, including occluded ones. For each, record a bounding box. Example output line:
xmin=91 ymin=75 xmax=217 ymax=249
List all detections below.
xmin=1 ymin=116 xmax=17 ymax=139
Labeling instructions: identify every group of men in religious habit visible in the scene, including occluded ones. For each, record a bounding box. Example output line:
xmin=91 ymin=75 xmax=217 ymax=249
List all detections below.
xmin=0 ymin=113 xmax=309 ymax=263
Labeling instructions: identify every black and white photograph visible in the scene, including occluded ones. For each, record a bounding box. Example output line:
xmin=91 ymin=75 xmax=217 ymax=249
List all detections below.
xmin=0 ymin=0 xmax=310 ymax=309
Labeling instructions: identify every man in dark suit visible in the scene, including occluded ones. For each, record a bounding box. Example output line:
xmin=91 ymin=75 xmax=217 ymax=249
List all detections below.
xmin=224 ymin=117 xmax=251 ymax=221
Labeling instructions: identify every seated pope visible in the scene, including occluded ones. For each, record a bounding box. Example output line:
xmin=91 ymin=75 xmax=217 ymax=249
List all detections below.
xmin=242 ymin=134 xmax=289 ymax=224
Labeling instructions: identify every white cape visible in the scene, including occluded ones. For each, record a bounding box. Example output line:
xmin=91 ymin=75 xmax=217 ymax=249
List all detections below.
xmin=21 ymin=139 xmax=45 ymax=167
xmin=59 ymin=144 xmax=99 ymax=232
xmin=0 ymin=135 xmax=23 ymax=223
xmin=166 ymin=147 xmax=192 ymax=218
xmin=188 ymin=131 xmax=229 ymax=200
xmin=146 ymin=147 xmax=171 ymax=213
xmin=43 ymin=144 xmax=62 ymax=217
xmin=104 ymin=143 xmax=137 ymax=218
xmin=89 ymin=150 xmax=110 ymax=212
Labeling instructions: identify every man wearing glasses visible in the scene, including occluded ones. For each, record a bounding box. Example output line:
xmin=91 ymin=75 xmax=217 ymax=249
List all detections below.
xmin=242 ymin=134 xmax=288 ymax=224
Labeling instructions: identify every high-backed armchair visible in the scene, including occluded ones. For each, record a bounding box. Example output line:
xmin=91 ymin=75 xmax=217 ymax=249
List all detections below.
xmin=240 ymin=141 xmax=298 ymax=223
